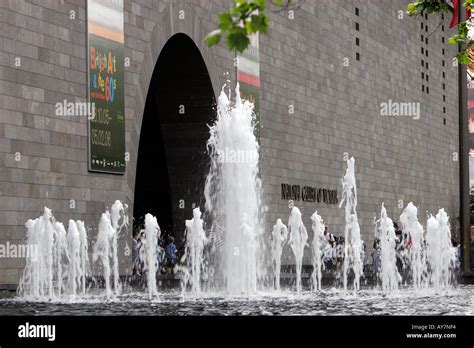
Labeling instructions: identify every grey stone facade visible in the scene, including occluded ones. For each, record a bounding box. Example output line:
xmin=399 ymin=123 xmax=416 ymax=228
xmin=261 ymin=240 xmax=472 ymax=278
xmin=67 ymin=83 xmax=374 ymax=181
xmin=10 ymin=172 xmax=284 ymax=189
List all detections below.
xmin=0 ymin=0 xmax=460 ymax=285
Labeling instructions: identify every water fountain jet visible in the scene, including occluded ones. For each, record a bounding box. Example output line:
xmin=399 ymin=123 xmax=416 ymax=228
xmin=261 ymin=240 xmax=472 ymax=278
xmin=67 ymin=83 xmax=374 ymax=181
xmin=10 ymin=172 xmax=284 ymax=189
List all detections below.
xmin=204 ymin=83 xmax=261 ymax=296
xmin=93 ymin=212 xmax=115 ymax=297
xmin=376 ymin=204 xmax=401 ymax=291
xmin=288 ymin=207 xmax=308 ymax=294
xmin=66 ymin=220 xmax=81 ymax=297
xmin=141 ymin=213 xmax=160 ymax=299
xmin=271 ymin=219 xmax=288 ymax=291
xmin=339 ymin=157 xmax=362 ymax=292
xmin=310 ymin=211 xmax=326 ymax=291
xmin=18 ymin=208 xmax=56 ymax=299
xmin=399 ymin=202 xmax=425 ymax=290
xmin=426 ymin=209 xmax=452 ymax=289
xmin=183 ymin=208 xmax=207 ymax=295
xmin=76 ymin=220 xmax=89 ymax=295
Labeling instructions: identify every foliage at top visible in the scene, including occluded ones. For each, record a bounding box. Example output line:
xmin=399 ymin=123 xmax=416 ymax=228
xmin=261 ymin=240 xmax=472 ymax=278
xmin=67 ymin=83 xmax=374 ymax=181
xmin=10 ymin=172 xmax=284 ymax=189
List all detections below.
xmin=205 ymin=0 xmax=472 ymax=65
xmin=204 ymin=0 xmax=298 ymax=53
xmin=407 ymin=0 xmax=473 ymax=64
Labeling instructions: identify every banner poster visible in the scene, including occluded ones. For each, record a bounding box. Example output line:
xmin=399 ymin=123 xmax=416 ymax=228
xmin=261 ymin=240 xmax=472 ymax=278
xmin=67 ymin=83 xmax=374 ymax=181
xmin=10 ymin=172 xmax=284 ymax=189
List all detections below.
xmin=237 ymin=33 xmax=260 ymax=139
xmin=468 ymin=73 xmax=474 ymax=271
xmin=468 ymin=78 xmax=474 ymax=247
xmin=87 ymin=0 xmax=125 ymax=173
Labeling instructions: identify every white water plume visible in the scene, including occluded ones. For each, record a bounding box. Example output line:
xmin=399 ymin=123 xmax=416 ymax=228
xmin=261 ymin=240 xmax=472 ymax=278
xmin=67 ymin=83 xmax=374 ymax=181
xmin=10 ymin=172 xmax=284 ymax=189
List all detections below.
xmin=18 ymin=208 xmax=88 ymax=300
xmin=426 ymin=209 xmax=452 ymax=289
xmin=339 ymin=157 xmax=362 ymax=292
xmin=376 ymin=204 xmax=401 ymax=291
xmin=271 ymin=218 xmax=288 ymax=290
xmin=310 ymin=211 xmax=326 ymax=291
xmin=183 ymin=207 xmax=208 ymax=294
xmin=204 ymin=83 xmax=262 ymax=296
xmin=141 ymin=213 xmax=160 ymax=299
xmin=92 ymin=200 xmax=128 ymax=297
xmin=399 ymin=202 xmax=425 ymax=290
xmin=288 ymin=207 xmax=308 ymax=294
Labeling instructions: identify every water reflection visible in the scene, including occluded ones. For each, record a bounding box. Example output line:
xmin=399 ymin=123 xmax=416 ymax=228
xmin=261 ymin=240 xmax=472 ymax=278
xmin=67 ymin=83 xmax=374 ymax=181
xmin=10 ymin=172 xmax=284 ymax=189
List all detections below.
xmin=1 ymin=285 xmax=472 ymax=316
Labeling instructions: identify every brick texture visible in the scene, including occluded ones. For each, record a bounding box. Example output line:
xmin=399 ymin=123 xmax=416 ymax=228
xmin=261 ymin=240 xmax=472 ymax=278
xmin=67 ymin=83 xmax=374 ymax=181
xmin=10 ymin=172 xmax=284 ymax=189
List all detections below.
xmin=0 ymin=0 xmax=460 ymax=284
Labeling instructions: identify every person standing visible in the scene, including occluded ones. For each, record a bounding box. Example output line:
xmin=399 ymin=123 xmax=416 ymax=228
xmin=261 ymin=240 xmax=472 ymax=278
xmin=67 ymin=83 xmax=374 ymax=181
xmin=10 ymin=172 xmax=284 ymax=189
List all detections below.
xmin=394 ymin=222 xmax=404 ymax=273
xmin=335 ymin=237 xmax=344 ymax=273
xmin=324 ymin=226 xmax=335 ymax=244
xmin=450 ymin=240 xmax=461 ymax=270
xmin=132 ymin=229 xmax=142 ymax=275
xmin=371 ymin=238 xmax=381 ymax=274
xmin=323 ymin=240 xmax=334 ymax=272
xmin=166 ymin=236 xmax=178 ymax=274
xmin=361 ymin=241 xmax=368 ymax=273
xmin=156 ymin=239 xmax=165 ymax=274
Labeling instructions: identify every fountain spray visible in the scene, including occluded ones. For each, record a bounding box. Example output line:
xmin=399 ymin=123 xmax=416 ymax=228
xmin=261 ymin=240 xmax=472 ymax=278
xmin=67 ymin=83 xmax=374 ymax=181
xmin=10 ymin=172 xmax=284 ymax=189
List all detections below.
xmin=271 ymin=218 xmax=288 ymax=290
xmin=18 ymin=208 xmax=56 ymax=299
xmin=288 ymin=207 xmax=308 ymax=294
xmin=310 ymin=211 xmax=326 ymax=291
xmin=93 ymin=211 xmax=114 ymax=297
xmin=18 ymin=208 xmax=92 ymax=300
xmin=376 ymin=204 xmax=401 ymax=291
xmin=339 ymin=156 xmax=362 ymax=292
xmin=142 ymin=213 xmax=160 ymax=299
xmin=204 ymin=83 xmax=261 ymax=296
xmin=67 ymin=220 xmax=81 ymax=297
xmin=426 ymin=209 xmax=452 ymax=289
xmin=399 ymin=202 xmax=425 ymax=290
xmin=184 ymin=207 xmax=207 ymax=294
xmin=53 ymin=221 xmax=69 ymax=296
xmin=76 ymin=220 xmax=89 ymax=295
xmin=110 ymin=200 xmax=128 ymax=295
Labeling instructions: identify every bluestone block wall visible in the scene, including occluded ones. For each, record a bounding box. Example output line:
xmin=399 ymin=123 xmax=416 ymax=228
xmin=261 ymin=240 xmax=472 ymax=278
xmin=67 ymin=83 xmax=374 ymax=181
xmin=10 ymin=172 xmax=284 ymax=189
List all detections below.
xmin=0 ymin=0 xmax=459 ymax=284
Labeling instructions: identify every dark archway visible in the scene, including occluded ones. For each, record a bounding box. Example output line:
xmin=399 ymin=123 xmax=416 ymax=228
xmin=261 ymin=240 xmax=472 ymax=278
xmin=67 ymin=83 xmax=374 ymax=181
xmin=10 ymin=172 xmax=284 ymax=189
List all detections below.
xmin=134 ymin=33 xmax=216 ymax=245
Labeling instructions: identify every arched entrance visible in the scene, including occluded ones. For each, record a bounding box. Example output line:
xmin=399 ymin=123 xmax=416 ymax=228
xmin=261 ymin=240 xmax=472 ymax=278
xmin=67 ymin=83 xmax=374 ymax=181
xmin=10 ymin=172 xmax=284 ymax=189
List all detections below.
xmin=134 ymin=33 xmax=216 ymax=245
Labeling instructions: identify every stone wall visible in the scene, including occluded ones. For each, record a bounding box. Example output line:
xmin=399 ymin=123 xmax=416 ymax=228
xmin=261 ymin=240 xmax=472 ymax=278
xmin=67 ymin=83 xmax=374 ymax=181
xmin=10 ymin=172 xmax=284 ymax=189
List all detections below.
xmin=0 ymin=0 xmax=460 ymax=285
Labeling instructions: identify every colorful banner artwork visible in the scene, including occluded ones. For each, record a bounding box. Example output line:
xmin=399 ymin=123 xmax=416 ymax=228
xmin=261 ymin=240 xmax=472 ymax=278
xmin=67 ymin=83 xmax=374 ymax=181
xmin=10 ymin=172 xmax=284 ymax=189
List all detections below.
xmin=237 ymin=33 xmax=260 ymax=137
xmin=87 ymin=0 xmax=125 ymax=174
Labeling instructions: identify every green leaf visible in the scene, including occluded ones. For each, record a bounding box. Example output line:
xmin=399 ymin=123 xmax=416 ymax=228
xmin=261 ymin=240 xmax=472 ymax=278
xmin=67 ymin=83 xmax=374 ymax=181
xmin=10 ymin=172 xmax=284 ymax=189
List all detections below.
xmin=456 ymin=51 xmax=469 ymax=65
xmin=254 ymin=0 xmax=266 ymax=9
xmin=448 ymin=37 xmax=458 ymax=45
xmin=231 ymin=2 xmax=250 ymax=16
xmin=218 ymin=12 xmax=234 ymax=31
xmin=204 ymin=30 xmax=222 ymax=46
xmin=247 ymin=13 xmax=269 ymax=33
xmin=226 ymin=27 xmax=251 ymax=52
xmin=406 ymin=4 xmax=417 ymax=14
xmin=406 ymin=1 xmax=424 ymax=15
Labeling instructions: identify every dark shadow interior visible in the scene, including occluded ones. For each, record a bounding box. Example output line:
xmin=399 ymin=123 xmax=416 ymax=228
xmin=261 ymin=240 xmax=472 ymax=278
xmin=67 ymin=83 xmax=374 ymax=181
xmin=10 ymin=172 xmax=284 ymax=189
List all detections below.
xmin=134 ymin=33 xmax=216 ymax=246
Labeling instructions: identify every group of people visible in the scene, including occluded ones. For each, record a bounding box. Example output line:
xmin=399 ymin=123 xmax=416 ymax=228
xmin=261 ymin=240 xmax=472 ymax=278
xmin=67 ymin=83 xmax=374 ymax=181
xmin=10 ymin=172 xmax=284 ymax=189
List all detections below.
xmin=321 ymin=223 xmax=462 ymax=276
xmin=389 ymin=222 xmax=462 ymax=273
xmin=132 ymin=228 xmax=178 ymax=276
xmin=322 ymin=227 xmax=370 ymax=273
xmin=322 ymin=228 xmax=353 ymax=272
xmin=130 ymin=218 xmax=226 ymax=277
xmin=130 ymin=219 xmax=463 ymax=278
